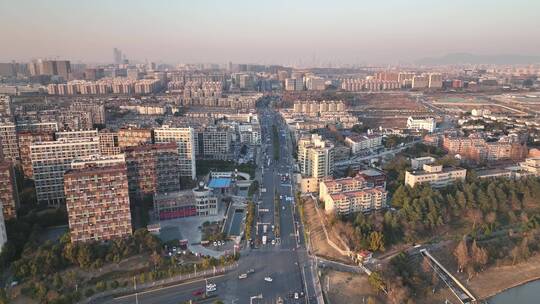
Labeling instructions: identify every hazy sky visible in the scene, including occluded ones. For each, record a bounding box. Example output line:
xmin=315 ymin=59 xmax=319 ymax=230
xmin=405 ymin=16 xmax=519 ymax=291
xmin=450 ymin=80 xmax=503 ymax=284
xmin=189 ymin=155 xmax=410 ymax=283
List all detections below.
xmin=1 ymin=0 xmax=539 ymax=65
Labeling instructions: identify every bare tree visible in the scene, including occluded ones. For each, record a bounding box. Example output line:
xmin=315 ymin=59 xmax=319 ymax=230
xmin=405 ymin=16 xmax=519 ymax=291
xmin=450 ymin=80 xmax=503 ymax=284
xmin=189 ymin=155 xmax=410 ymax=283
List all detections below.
xmin=471 ymin=240 xmax=488 ymax=271
xmin=453 ymin=239 xmax=470 ymax=272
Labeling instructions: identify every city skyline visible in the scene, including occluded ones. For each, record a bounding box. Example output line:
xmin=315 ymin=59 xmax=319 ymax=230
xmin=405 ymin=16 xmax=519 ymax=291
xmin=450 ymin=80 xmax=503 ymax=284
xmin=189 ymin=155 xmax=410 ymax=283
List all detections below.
xmin=1 ymin=0 xmax=540 ymax=65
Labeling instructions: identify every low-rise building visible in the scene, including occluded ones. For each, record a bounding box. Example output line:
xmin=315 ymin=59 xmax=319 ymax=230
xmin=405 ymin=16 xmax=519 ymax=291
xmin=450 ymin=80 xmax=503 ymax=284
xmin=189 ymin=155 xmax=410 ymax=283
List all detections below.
xmin=411 ymin=156 xmax=436 ymax=170
xmin=520 ymin=157 xmax=540 ymax=176
xmin=405 ymin=164 xmax=466 ymax=188
xmin=345 ymin=134 xmax=382 ymax=154
xmin=325 ymin=188 xmax=387 ymax=215
xmin=320 ymin=174 xmax=387 ymax=215
xmin=407 ymin=117 xmax=436 ymax=132
xmin=153 ymin=182 xmax=218 ymax=220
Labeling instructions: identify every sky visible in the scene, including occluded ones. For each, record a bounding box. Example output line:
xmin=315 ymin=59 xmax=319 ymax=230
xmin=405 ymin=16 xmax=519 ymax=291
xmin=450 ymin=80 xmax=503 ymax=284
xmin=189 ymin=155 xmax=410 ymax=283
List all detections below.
xmin=1 ymin=0 xmax=539 ymax=65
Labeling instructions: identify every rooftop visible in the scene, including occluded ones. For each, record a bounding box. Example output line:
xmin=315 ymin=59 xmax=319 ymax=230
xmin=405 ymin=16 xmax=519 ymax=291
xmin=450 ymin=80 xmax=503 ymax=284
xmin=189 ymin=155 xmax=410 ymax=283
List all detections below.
xmin=208 ymin=177 xmax=232 ymax=188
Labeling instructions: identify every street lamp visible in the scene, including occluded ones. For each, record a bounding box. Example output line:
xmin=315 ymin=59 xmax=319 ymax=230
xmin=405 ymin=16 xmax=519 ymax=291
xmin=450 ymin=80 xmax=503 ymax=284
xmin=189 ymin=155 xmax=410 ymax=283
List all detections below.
xmin=250 ymin=294 xmax=263 ymax=304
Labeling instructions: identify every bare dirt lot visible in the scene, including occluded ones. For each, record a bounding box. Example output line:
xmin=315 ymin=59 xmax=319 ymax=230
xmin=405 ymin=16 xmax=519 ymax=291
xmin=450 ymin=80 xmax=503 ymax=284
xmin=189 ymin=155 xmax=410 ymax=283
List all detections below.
xmin=350 ymin=93 xmax=427 ymax=112
xmin=322 ymin=270 xmax=385 ymax=304
xmin=303 ymin=197 xmax=351 ymax=264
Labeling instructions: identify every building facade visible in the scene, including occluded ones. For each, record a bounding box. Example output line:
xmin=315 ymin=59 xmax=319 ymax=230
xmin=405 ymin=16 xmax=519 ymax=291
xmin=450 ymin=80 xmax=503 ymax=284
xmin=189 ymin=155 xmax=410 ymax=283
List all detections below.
xmin=0 ymin=161 xmax=19 ymax=219
xmin=407 ymin=116 xmax=436 ymax=132
xmin=124 ymin=143 xmax=181 ymax=199
xmin=30 ymin=137 xmax=100 ymax=206
xmin=64 ymin=164 xmax=132 ymax=243
xmin=320 ymin=174 xmax=387 ymax=215
xmin=0 ymin=123 xmax=19 ymax=162
xmin=298 ymin=134 xmax=334 ymax=179
xmin=345 ymin=134 xmax=383 ymax=154
xmin=117 ymin=128 xmax=153 ymax=150
xmin=17 ymin=131 xmax=55 ymax=179
xmin=153 ymin=126 xmax=196 ymax=179
xmin=405 ymin=164 xmax=466 ymax=188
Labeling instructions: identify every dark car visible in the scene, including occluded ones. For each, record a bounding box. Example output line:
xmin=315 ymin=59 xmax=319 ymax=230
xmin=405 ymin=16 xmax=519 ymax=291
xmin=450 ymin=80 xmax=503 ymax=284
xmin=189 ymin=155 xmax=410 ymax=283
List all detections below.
xmin=192 ymin=289 xmax=204 ymax=296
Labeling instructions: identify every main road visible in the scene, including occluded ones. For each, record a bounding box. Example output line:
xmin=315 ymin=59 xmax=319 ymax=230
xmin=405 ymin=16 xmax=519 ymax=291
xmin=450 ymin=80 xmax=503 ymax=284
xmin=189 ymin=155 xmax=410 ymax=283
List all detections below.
xmin=107 ymin=99 xmax=318 ymax=304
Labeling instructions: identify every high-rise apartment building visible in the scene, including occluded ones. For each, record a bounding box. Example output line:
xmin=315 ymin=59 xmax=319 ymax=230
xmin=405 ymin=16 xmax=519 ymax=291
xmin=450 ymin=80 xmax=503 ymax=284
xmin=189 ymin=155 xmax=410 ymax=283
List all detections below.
xmin=428 ymin=73 xmax=443 ymax=88
xmin=0 ymin=203 xmax=7 ymax=253
xmin=17 ymin=131 xmax=55 ymax=179
xmin=154 ymin=126 xmax=196 ymax=180
xmin=0 ymin=95 xmax=13 ymax=122
xmin=411 ymin=75 xmax=429 ymax=89
xmin=196 ymin=126 xmax=232 ymax=160
xmin=64 ymin=164 xmax=132 ymax=243
xmin=124 ymin=143 xmax=181 ymax=199
xmin=113 ymin=48 xmax=123 ymax=64
xmin=30 ymin=60 xmax=71 ymax=80
xmin=31 ymin=137 xmax=100 ymax=206
xmin=0 ymin=123 xmax=19 ymax=162
xmin=117 ymin=128 xmax=153 ymax=150
xmin=70 ymin=102 xmax=106 ymax=125
xmin=98 ymin=129 xmax=121 ymax=155
xmin=0 ymin=161 xmax=19 ymax=220
xmin=298 ymin=134 xmax=335 ymax=181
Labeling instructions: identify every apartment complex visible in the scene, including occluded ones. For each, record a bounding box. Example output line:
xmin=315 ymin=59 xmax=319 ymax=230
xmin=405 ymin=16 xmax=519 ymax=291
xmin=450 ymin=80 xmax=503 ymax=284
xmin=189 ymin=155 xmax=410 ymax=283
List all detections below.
xmin=64 ymin=164 xmax=132 ymax=243
xmin=407 ymin=116 xmax=436 ymax=132
xmin=443 ymin=135 xmax=528 ymax=163
xmin=30 ymin=137 xmax=100 ymax=206
xmin=344 ymin=134 xmax=383 ymax=154
xmin=0 ymin=161 xmax=19 ymax=220
xmin=124 ymin=143 xmax=181 ymax=199
xmin=153 ymin=126 xmax=196 ymax=179
xmin=319 ymin=175 xmax=387 ymax=215
xmin=405 ymin=164 xmax=466 ymax=188
xmin=292 ymin=100 xmax=346 ymax=115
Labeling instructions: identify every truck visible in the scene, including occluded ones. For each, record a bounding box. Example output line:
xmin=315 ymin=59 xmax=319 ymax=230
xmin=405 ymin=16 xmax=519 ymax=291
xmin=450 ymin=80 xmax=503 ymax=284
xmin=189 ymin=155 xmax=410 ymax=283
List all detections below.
xmin=262 ymin=235 xmax=267 ymax=245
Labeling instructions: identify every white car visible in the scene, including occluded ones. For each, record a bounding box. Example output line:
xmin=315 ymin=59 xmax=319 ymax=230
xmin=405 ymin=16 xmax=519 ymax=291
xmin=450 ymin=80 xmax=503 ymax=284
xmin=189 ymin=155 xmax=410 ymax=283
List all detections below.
xmin=206 ymin=283 xmax=217 ymax=292
xmin=264 ymin=277 xmax=273 ymax=282
xmin=238 ymin=273 xmax=248 ymax=279
xmin=271 ymin=239 xmax=276 ymax=245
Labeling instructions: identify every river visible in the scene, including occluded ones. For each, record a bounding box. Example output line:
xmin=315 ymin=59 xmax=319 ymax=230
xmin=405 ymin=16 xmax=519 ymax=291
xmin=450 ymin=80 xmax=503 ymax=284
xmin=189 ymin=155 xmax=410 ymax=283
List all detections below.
xmin=489 ymin=280 xmax=540 ymax=304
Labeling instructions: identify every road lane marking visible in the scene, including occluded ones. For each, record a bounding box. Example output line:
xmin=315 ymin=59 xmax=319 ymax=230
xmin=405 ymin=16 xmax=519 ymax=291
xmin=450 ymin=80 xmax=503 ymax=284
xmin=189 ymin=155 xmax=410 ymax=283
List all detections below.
xmin=113 ymin=274 xmax=226 ymax=300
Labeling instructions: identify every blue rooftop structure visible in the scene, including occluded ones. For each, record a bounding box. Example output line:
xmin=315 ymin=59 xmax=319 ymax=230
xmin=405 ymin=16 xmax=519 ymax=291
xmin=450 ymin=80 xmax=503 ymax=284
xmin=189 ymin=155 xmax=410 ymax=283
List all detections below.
xmin=208 ymin=178 xmax=232 ymax=189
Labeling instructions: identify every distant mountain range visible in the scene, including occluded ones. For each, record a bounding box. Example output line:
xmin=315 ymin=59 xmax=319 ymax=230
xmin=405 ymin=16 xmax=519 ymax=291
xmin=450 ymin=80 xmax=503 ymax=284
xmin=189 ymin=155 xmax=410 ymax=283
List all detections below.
xmin=415 ymin=53 xmax=540 ymax=65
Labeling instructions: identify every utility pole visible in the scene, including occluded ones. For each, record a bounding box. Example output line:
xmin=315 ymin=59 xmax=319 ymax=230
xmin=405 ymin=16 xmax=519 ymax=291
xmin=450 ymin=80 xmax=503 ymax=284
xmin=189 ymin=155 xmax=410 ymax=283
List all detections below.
xmin=133 ymin=276 xmax=139 ymax=304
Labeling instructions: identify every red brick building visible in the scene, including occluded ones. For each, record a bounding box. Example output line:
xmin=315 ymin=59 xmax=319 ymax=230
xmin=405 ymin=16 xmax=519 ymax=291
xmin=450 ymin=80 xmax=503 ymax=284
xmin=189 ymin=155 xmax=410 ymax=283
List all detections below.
xmin=124 ymin=143 xmax=181 ymax=199
xmin=0 ymin=160 xmax=18 ymax=220
xmin=64 ymin=164 xmax=132 ymax=243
